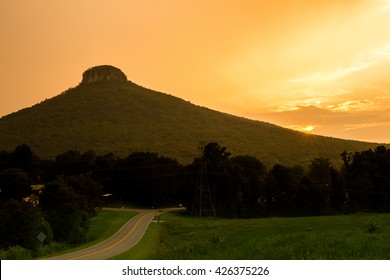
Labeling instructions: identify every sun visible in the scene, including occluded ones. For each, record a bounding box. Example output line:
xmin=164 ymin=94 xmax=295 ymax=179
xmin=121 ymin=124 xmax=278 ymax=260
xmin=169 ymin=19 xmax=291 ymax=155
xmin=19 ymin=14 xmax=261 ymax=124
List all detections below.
xmin=284 ymin=125 xmax=317 ymax=133
xmin=304 ymin=125 xmax=315 ymax=132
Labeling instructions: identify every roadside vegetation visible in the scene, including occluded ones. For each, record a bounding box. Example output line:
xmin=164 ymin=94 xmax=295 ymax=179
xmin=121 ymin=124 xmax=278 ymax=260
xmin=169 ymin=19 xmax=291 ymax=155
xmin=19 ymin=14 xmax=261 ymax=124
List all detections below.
xmin=0 ymin=209 xmax=136 ymax=259
xmin=149 ymin=212 xmax=390 ymax=260
xmin=110 ymin=220 xmax=161 ymax=260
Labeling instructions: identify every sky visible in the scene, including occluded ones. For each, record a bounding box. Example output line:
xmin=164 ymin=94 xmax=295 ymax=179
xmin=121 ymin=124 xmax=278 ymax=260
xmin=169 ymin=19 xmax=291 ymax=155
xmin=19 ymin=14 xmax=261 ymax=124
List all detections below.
xmin=1 ymin=0 xmax=390 ymax=143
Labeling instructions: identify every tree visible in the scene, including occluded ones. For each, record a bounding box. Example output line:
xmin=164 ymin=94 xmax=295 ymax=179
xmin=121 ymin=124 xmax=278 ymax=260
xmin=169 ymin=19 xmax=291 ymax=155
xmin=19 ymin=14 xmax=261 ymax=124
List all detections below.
xmin=231 ymin=155 xmax=267 ymax=217
xmin=0 ymin=199 xmax=52 ymax=252
xmin=66 ymin=174 xmax=103 ymax=216
xmin=55 ymin=150 xmax=97 ymax=176
xmin=10 ymin=144 xmax=39 ymax=174
xmin=341 ymin=146 xmax=390 ymax=212
xmin=55 ymin=150 xmax=82 ymax=175
xmin=109 ymin=152 xmax=183 ymax=207
xmin=0 ymin=150 xmax=11 ymax=171
xmin=202 ymin=142 xmax=236 ymax=217
xmin=329 ymin=167 xmax=345 ymax=213
xmin=0 ymin=169 xmax=31 ymax=201
xmin=306 ymin=157 xmax=334 ymax=214
xmin=39 ymin=178 xmax=89 ymax=244
xmin=264 ymin=164 xmax=304 ymax=216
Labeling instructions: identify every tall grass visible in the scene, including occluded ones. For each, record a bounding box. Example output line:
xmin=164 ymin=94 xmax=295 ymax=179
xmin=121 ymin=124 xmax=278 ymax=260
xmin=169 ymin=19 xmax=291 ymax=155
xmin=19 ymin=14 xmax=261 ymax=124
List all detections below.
xmin=0 ymin=246 xmax=33 ymax=260
xmin=150 ymin=213 xmax=390 ymax=260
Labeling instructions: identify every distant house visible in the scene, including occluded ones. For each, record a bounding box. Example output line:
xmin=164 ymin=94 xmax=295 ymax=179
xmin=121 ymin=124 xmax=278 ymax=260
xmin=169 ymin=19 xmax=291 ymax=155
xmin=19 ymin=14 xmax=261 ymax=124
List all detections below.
xmin=102 ymin=193 xmax=114 ymax=205
xmin=23 ymin=184 xmax=45 ymax=205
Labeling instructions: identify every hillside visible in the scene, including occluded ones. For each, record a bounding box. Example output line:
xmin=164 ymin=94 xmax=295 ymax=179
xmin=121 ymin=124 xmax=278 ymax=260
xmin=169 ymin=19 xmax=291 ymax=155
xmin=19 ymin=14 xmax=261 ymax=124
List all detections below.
xmin=0 ymin=66 xmax=383 ymax=166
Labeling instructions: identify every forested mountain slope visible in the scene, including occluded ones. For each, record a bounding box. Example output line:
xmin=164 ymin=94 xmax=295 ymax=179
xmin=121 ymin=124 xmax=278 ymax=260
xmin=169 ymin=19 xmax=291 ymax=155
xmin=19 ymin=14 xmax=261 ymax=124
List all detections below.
xmin=0 ymin=66 xmax=382 ymax=166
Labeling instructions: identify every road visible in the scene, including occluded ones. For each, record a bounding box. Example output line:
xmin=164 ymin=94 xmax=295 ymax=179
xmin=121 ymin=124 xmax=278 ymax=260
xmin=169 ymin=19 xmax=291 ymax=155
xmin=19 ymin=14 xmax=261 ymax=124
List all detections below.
xmin=46 ymin=208 xmax=163 ymax=260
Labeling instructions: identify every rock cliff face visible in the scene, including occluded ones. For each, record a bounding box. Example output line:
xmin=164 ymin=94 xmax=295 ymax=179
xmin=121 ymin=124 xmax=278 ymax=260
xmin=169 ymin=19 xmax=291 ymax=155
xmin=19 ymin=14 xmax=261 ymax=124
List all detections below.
xmin=81 ymin=65 xmax=127 ymax=83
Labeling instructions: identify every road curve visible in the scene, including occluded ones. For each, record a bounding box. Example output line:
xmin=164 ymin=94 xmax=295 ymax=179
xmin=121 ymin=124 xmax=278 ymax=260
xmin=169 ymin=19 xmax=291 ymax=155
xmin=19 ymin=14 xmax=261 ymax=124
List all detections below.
xmin=46 ymin=208 xmax=158 ymax=260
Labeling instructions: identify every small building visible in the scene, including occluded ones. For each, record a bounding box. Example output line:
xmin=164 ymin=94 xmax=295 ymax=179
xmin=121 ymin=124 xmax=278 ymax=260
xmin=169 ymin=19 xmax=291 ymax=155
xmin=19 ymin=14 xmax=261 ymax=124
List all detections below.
xmin=23 ymin=184 xmax=45 ymax=206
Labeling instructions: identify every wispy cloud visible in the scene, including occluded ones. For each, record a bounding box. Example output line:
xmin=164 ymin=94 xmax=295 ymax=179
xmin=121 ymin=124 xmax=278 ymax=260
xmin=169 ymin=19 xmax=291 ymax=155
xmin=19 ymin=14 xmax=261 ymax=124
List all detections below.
xmin=276 ymin=100 xmax=323 ymax=112
xmin=331 ymin=99 xmax=380 ymax=112
xmin=342 ymin=121 xmax=390 ymax=131
xmin=290 ymin=44 xmax=390 ymax=84
xmin=377 ymin=0 xmax=390 ymax=12
xmin=290 ymin=64 xmax=369 ymax=83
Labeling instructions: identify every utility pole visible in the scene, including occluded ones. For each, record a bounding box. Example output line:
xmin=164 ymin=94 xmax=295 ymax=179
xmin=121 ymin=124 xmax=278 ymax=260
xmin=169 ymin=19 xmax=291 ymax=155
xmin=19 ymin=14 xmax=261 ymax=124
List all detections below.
xmin=192 ymin=142 xmax=216 ymax=217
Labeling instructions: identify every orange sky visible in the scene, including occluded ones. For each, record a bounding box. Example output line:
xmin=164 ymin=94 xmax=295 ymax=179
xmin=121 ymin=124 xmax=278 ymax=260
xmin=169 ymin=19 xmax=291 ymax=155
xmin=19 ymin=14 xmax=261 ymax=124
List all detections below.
xmin=1 ymin=0 xmax=390 ymax=143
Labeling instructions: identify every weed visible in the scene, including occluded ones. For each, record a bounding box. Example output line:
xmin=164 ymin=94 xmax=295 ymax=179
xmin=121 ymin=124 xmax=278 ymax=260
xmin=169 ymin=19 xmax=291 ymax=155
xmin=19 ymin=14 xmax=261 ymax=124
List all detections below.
xmin=366 ymin=219 xmax=379 ymax=233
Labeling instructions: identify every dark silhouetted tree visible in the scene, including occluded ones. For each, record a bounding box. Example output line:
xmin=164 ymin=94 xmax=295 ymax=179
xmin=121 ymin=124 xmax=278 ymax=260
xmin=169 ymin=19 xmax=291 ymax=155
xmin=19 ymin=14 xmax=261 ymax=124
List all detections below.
xmin=307 ymin=157 xmax=333 ymax=214
xmin=264 ymin=164 xmax=304 ymax=216
xmin=40 ymin=178 xmax=89 ymax=244
xmin=110 ymin=152 xmax=183 ymax=207
xmin=10 ymin=144 xmax=39 ymax=174
xmin=341 ymin=146 xmax=390 ymax=212
xmin=0 ymin=199 xmax=52 ymax=252
xmin=0 ymin=169 xmax=31 ymax=201
xmin=202 ymin=142 xmax=237 ymax=217
xmin=231 ymin=155 xmax=267 ymax=217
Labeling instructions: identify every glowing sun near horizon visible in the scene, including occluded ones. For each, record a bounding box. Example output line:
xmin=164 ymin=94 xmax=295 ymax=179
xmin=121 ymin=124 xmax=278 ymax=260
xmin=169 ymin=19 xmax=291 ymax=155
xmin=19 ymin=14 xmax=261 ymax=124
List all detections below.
xmin=285 ymin=125 xmax=317 ymax=134
xmin=304 ymin=126 xmax=316 ymax=133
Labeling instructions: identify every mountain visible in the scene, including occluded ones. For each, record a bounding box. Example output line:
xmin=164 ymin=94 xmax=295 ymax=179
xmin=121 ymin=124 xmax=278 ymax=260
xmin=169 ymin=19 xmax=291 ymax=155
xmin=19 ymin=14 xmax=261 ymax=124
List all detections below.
xmin=0 ymin=65 xmax=383 ymax=166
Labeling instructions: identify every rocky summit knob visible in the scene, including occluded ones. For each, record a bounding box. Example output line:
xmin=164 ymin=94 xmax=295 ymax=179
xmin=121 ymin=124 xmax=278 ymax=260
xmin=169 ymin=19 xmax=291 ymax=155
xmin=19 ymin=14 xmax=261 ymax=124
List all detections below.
xmin=81 ymin=65 xmax=127 ymax=83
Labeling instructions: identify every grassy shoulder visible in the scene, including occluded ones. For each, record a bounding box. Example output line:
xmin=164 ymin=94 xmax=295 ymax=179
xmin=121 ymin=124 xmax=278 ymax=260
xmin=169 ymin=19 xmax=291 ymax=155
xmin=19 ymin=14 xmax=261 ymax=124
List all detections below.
xmin=110 ymin=220 xmax=160 ymax=260
xmin=86 ymin=210 xmax=138 ymax=244
xmin=40 ymin=209 xmax=137 ymax=258
xmin=148 ymin=212 xmax=390 ymax=260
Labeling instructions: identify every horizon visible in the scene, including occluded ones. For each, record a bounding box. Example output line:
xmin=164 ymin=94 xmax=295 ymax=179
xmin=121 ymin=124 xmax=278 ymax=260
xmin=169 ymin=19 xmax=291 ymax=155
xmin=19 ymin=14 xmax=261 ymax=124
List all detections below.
xmin=1 ymin=0 xmax=390 ymax=143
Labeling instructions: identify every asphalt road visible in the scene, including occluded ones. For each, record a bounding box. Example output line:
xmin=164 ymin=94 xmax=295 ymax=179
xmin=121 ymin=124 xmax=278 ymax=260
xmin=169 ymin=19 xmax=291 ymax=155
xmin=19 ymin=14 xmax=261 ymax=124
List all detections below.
xmin=46 ymin=208 xmax=160 ymax=260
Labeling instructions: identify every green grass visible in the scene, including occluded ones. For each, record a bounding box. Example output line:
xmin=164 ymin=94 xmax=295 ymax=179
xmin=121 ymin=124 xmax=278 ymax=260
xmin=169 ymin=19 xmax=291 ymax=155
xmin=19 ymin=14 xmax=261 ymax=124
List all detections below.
xmin=110 ymin=221 xmax=160 ymax=260
xmin=86 ymin=210 xmax=138 ymax=243
xmin=41 ymin=209 xmax=137 ymax=258
xmin=147 ymin=212 xmax=390 ymax=260
xmin=38 ymin=209 xmax=390 ymax=260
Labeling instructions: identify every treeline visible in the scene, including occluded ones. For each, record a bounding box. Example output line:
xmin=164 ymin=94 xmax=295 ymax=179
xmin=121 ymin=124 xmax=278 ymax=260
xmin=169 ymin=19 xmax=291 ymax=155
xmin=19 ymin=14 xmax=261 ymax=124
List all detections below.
xmin=186 ymin=143 xmax=390 ymax=218
xmin=0 ymin=145 xmax=104 ymax=257
xmin=1 ymin=143 xmax=390 ymax=256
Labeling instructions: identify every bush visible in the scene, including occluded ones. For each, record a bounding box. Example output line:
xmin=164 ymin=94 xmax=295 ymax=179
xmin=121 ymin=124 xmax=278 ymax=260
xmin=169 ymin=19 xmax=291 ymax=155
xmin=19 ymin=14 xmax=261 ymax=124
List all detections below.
xmin=0 ymin=249 xmax=7 ymax=260
xmin=3 ymin=246 xmax=32 ymax=260
xmin=41 ymin=242 xmax=68 ymax=256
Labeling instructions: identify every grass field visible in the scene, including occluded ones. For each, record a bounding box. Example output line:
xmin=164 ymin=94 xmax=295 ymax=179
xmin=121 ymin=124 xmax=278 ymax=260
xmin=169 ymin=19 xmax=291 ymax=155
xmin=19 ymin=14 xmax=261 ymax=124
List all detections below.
xmin=43 ymin=210 xmax=390 ymax=260
xmin=144 ymin=212 xmax=390 ymax=260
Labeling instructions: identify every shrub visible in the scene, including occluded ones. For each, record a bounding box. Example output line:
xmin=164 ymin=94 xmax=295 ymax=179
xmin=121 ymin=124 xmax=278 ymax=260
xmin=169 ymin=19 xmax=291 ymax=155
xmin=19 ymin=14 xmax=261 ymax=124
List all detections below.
xmin=3 ymin=246 xmax=32 ymax=260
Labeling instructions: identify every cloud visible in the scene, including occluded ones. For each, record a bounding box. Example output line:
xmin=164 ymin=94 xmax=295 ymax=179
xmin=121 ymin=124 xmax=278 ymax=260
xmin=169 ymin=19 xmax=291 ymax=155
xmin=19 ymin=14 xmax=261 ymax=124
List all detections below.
xmin=254 ymin=106 xmax=390 ymax=143
xmin=377 ymin=0 xmax=390 ymax=12
xmin=331 ymin=99 xmax=380 ymax=112
xmin=290 ymin=64 xmax=370 ymax=83
xmin=343 ymin=121 xmax=390 ymax=131
xmin=290 ymin=44 xmax=390 ymax=84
